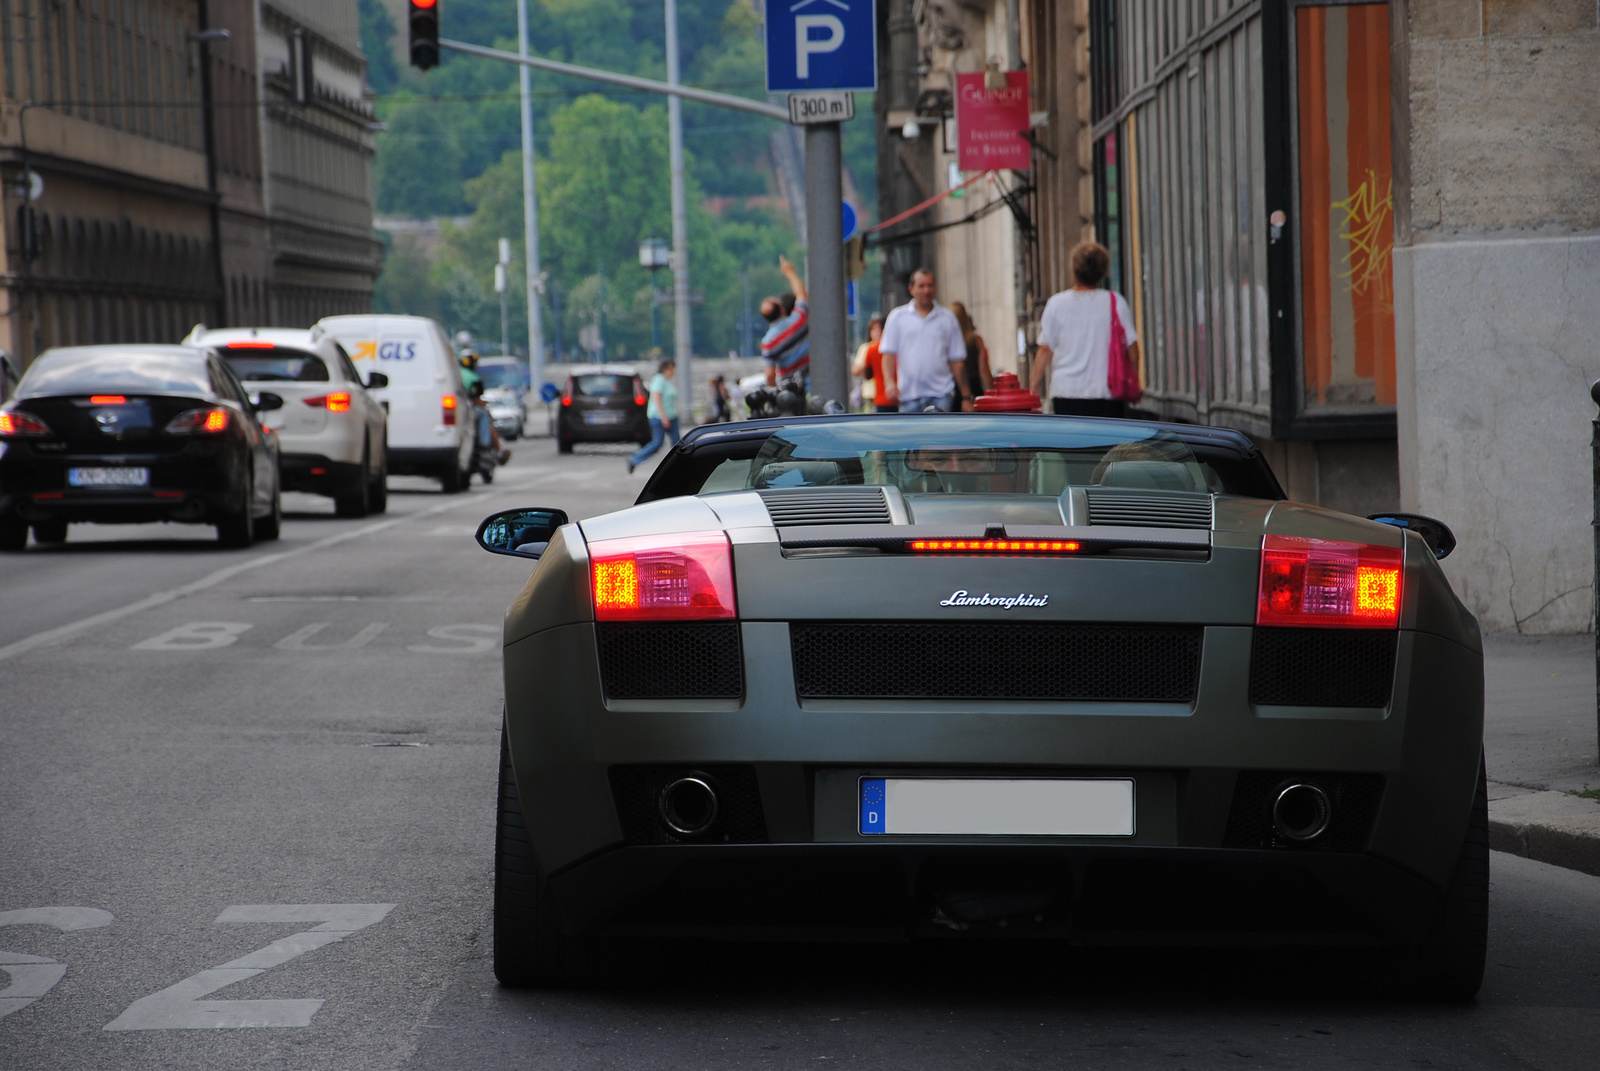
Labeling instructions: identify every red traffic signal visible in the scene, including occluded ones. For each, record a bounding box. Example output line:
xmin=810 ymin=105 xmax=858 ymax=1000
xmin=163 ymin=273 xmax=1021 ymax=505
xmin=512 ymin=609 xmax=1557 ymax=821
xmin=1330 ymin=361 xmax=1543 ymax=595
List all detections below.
xmin=409 ymin=0 xmax=439 ymax=70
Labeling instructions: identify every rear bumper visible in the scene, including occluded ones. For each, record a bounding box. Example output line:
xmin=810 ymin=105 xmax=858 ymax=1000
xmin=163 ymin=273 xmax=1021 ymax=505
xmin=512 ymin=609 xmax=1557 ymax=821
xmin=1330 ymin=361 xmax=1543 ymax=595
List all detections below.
xmin=557 ymin=410 xmax=648 ymax=442
xmin=0 ymin=448 xmax=244 ymax=524
xmin=544 ymin=841 xmax=1442 ymax=946
xmin=387 ymin=446 xmax=459 ymax=476
xmin=279 ymin=453 xmax=362 ymax=495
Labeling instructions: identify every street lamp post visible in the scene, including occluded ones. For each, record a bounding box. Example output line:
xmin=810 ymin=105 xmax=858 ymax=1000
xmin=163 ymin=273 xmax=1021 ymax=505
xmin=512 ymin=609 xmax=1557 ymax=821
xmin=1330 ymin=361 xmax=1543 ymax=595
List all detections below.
xmin=639 ymin=236 xmax=670 ymax=353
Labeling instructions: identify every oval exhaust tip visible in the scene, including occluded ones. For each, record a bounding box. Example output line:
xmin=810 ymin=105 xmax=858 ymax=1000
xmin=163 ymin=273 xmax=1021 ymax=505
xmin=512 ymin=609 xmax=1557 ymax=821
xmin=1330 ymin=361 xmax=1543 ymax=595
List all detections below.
xmin=1272 ymin=782 xmax=1332 ymax=842
xmin=659 ymin=776 xmax=719 ymax=837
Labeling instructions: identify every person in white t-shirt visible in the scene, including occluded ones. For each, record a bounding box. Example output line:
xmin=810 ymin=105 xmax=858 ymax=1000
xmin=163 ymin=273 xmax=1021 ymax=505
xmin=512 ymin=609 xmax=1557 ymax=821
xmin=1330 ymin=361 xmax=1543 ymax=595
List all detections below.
xmin=1029 ymin=241 xmax=1141 ymax=418
xmin=879 ymin=269 xmax=972 ymax=413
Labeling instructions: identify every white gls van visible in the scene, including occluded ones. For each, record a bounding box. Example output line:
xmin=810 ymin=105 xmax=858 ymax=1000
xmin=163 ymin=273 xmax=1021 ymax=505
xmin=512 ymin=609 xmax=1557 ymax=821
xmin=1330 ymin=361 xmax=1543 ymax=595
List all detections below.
xmin=314 ymin=315 xmax=475 ymax=493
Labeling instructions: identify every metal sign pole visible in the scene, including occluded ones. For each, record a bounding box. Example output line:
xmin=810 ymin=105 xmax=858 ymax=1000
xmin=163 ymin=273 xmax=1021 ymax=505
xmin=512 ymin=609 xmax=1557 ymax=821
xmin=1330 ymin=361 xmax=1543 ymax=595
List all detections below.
xmin=515 ymin=0 xmax=545 ymax=391
xmin=804 ymin=121 xmax=847 ymax=409
xmin=664 ymin=0 xmax=692 ymax=416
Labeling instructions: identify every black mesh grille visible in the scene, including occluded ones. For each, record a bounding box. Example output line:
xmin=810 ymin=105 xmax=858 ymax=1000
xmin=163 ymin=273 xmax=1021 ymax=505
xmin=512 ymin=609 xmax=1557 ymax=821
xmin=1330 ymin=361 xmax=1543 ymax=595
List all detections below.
xmin=596 ymin=623 xmax=743 ymax=699
xmin=1250 ymin=628 xmax=1397 ymax=707
xmin=609 ymin=764 xmax=768 ymax=845
xmin=791 ymin=623 xmax=1202 ymax=701
xmin=1222 ymin=771 xmax=1385 ymax=852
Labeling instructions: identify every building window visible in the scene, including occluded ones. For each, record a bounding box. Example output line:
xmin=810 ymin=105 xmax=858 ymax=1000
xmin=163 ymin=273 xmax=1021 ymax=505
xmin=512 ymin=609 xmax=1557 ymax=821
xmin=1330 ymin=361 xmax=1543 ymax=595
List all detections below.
xmin=1089 ymin=0 xmax=1123 ymax=291
xmin=1293 ymin=2 xmax=1394 ymax=411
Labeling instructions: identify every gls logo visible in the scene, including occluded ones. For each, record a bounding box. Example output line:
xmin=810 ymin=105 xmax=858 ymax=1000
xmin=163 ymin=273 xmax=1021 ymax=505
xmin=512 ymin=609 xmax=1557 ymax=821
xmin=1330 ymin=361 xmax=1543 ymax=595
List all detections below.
xmin=378 ymin=340 xmax=418 ymax=360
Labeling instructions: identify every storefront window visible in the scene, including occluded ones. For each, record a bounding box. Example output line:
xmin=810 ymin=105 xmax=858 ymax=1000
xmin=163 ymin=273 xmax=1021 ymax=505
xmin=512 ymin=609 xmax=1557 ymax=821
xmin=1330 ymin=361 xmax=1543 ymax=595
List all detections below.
xmin=1295 ymin=3 xmax=1395 ymax=410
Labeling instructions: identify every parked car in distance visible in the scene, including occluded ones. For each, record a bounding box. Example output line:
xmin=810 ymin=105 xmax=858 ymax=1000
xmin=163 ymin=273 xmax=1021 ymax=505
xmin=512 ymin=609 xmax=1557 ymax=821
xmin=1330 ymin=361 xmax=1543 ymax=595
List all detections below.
xmin=478 ymin=357 xmax=528 ymax=440
xmin=0 ymin=345 xmax=282 ymax=550
xmin=314 ymin=314 xmax=476 ymax=493
xmin=555 ymin=365 xmax=649 ymax=454
xmin=184 ymin=326 xmax=388 ymax=517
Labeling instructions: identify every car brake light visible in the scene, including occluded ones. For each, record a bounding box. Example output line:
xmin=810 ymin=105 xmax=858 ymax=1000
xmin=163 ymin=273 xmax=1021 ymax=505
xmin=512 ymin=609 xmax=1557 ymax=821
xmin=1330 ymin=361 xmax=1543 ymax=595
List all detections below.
xmin=89 ymin=395 xmax=127 ymax=405
xmin=590 ymin=531 xmax=736 ymax=621
xmin=1257 ymin=534 xmax=1402 ymax=629
xmin=226 ymin=340 xmax=275 ymax=349
xmin=0 ymin=411 xmax=52 ymax=437
xmin=303 ymin=392 xmax=352 ymax=412
xmin=634 ymin=394 xmax=647 ymax=406
xmin=910 ymin=539 xmax=1081 ymax=555
xmin=442 ymin=394 xmax=457 ymax=425
xmin=165 ymin=407 xmax=231 ymax=434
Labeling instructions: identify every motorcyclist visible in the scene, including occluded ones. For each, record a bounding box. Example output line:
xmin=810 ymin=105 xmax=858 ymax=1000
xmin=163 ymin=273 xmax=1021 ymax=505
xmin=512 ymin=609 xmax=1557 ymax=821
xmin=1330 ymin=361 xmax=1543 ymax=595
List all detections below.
xmin=460 ymin=350 xmax=510 ymax=477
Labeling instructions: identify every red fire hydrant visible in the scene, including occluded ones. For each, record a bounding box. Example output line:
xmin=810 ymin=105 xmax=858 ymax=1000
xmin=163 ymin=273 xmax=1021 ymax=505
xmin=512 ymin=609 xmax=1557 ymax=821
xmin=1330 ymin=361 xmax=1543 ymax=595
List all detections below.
xmin=973 ymin=372 xmax=1042 ymax=413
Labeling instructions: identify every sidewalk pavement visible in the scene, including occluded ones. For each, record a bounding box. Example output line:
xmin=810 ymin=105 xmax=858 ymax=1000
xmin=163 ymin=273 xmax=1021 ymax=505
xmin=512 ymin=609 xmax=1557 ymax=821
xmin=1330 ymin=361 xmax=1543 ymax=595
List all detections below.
xmin=1483 ymin=632 xmax=1600 ymax=876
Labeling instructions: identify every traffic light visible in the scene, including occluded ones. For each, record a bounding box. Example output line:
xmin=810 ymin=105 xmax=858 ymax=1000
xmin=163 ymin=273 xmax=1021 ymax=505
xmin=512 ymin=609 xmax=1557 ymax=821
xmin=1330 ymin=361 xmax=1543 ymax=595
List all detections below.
xmin=409 ymin=0 xmax=439 ymax=70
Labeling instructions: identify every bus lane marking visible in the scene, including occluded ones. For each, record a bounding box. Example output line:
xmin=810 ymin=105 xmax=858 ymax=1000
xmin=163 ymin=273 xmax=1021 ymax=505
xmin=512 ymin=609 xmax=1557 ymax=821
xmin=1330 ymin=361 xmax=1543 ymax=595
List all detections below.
xmin=407 ymin=624 xmax=499 ymax=654
xmin=273 ymin=623 xmax=389 ymax=650
xmin=0 ymin=907 xmax=114 ymax=1020
xmin=103 ymin=903 xmax=393 ymax=1031
xmin=131 ymin=622 xmax=253 ymax=651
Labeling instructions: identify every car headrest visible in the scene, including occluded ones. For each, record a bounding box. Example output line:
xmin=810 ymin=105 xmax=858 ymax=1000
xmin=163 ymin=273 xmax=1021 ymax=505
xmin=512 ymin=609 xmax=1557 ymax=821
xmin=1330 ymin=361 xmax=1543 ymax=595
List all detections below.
xmin=751 ymin=461 xmax=846 ymax=488
xmin=1094 ymin=460 xmax=1198 ymax=492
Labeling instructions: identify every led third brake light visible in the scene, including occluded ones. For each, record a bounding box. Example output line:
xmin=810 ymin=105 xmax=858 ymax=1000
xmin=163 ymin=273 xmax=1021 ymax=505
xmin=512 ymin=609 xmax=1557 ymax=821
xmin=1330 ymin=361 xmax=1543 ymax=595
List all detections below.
xmin=1257 ymin=534 xmax=1402 ymax=629
xmin=590 ymin=531 xmax=736 ymax=621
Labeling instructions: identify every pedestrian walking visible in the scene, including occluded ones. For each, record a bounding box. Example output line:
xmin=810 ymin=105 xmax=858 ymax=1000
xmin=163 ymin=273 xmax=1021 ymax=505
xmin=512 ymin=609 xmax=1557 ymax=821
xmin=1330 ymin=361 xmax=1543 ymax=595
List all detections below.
xmin=627 ymin=358 xmax=680 ymax=474
xmin=849 ymin=313 xmax=892 ymax=412
xmin=709 ymin=375 xmax=731 ymax=423
xmin=950 ymin=302 xmax=993 ymax=402
xmin=880 ymin=269 xmax=973 ymax=413
xmin=1028 ymin=241 xmax=1142 ymax=418
xmin=760 ymin=254 xmax=810 ymax=389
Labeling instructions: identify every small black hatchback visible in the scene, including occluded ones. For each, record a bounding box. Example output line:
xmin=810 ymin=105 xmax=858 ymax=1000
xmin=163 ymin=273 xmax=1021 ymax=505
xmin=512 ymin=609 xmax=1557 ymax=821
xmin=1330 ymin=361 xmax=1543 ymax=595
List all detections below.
xmin=554 ymin=369 xmax=649 ymax=454
xmin=0 ymin=345 xmax=283 ymax=551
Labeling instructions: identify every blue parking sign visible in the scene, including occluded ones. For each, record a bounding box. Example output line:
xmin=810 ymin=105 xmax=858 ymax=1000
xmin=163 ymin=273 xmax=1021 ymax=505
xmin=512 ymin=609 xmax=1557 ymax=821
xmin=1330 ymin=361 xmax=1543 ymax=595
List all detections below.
xmin=766 ymin=0 xmax=877 ymax=93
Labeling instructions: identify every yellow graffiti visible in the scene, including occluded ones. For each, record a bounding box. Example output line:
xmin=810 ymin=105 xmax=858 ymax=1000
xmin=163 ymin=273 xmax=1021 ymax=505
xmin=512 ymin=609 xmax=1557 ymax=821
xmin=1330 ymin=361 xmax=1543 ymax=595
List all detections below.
xmin=1331 ymin=170 xmax=1393 ymax=302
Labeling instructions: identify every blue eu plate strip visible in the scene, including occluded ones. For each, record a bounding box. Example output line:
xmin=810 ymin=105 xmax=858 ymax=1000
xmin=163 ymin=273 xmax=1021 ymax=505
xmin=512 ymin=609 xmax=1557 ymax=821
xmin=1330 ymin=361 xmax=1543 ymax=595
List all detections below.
xmin=859 ymin=779 xmax=886 ymax=835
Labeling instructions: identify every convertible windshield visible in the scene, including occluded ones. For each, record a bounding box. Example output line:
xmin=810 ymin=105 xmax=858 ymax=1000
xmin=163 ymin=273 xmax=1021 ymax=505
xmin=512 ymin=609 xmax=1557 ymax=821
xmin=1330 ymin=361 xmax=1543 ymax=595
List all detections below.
xmin=746 ymin=418 xmax=1209 ymax=496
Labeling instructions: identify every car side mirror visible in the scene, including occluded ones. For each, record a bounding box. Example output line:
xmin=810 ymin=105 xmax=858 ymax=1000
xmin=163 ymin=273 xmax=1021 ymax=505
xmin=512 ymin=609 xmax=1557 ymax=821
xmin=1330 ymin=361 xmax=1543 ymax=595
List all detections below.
xmin=365 ymin=372 xmax=389 ymax=389
xmin=476 ymin=507 xmax=570 ymax=559
xmin=251 ymin=392 xmax=284 ymax=412
xmin=1368 ymin=512 xmax=1456 ymax=560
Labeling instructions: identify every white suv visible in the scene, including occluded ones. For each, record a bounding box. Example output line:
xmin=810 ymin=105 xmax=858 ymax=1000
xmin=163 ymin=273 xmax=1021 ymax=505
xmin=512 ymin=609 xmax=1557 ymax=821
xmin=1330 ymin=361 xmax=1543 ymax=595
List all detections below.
xmin=184 ymin=326 xmax=389 ymax=516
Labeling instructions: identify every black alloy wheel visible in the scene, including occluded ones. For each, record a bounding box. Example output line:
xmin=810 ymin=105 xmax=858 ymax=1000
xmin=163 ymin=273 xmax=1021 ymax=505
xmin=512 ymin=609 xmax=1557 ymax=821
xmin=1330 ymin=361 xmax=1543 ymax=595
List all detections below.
xmin=1411 ymin=758 xmax=1489 ymax=1001
xmin=557 ymin=435 xmax=574 ymax=454
xmin=255 ymin=486 xmax=282 ymax=541
xmin=439 ymin=461 xmax=466 ymax=494
xmin=31 ymin=520 xmax=67 ymax=545
xmin=369 ymin=453 xmax=388 ymax=514
xmin=216 ymin=477 xmax=255 ymax=548
xmin=0 ymin=516 xmax=30 ymax=552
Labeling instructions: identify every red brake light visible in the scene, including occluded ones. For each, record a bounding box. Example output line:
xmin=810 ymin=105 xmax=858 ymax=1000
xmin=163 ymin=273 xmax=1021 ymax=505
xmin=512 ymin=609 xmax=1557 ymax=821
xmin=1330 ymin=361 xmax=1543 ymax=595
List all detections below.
xmin=910 ymin=539 xmax=1081 ymax=555
xmin=303 ymin=392 xmax=352 ymax=412
xmin=165 ymin=407 xmax=231 ymax=434
xmin=0 ymin=410 xmax=52 ymax=437
xmin=1257 ymin=535 xmax=1402 ymax=629
xmin=634 ymin=394 xmax=647 ymax=406
xmin=590 ymin=531 xmax=736 ymax=621
xmin=89 ymin=395 xmax=127 ymax=405
xmin=442 ymin=394 xmax=457 ymax=425
xmin=225 ymin=340 xmax=275 ymax=349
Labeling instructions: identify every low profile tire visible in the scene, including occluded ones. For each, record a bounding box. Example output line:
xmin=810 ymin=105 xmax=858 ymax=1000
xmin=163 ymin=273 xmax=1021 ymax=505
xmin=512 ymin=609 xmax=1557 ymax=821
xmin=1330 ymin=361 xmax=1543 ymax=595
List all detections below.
xmin=1412 ymin=758 xmax=1489 ymax=1001
xmin=31 ymin=520 xmax=67 ymax=545
xmin=0 ymin=517 xmax=31 ymax=552
xmin=369 ymin=457 xmax=388 ymax=515
xmin=557 ymin=436 xmax=574 ymax=455
xmin=216 ymin=479 xmax=255 ymax=548
xmin=495 ymin=719 xmax=592 ymax=987
xmin=254 ymin=490 xmax=282 ymax=541
xmin=335 ymin=447 xmax=372 ymax=518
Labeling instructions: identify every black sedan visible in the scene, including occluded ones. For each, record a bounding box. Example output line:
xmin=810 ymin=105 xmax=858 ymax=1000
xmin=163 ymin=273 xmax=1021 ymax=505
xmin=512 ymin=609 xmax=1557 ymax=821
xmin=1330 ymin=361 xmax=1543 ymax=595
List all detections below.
xmin=0 ymin=345 xmax=283 ymax=550
xmin=555 ymin=369 xmax=649 ymax=453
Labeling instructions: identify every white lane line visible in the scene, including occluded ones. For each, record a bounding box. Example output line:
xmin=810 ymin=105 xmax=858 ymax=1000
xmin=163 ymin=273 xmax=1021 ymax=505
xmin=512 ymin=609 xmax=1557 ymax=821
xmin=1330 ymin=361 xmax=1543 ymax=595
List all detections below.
xmin=0 ymin=476 xmax=560 ymax=662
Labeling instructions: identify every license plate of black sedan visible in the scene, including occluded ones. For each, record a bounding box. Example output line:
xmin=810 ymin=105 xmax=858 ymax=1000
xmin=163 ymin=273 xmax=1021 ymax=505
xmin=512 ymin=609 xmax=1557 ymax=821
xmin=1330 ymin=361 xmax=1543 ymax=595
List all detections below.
xmin=67 ymin=466 xmax=149 ymax=488
xmin=859 ymin=778 xmax=1135 ymax=837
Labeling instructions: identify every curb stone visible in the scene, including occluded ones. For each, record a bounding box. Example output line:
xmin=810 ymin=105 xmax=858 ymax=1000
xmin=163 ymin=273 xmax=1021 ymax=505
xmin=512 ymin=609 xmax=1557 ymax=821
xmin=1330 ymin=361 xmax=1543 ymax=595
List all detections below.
xmin=1487 ymin=781 xmax=1600 ymax=877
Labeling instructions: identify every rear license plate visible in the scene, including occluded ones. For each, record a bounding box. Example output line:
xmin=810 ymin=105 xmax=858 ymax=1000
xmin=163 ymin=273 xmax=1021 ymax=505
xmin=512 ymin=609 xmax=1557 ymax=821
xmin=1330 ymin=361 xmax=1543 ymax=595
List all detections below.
xmin=584 ymin=410 xmax=625 ymax=425
xmin=68 ymin=467 xmax=150 ymax=488
xmin=859 ymin=778 xmax=1135 ymax=836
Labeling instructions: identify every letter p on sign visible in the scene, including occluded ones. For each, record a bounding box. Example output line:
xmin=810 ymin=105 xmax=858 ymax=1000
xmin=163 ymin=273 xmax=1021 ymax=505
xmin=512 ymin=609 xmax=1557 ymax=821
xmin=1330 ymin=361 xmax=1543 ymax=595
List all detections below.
xmin=795 ymin=15 xmax=843 ymax=78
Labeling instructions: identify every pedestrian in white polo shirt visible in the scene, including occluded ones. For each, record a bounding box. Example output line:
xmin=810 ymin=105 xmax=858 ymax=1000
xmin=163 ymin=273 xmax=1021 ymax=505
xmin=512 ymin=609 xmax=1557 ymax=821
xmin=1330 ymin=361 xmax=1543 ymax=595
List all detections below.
xmin=880 ymin=269 xmax=972 ymax=413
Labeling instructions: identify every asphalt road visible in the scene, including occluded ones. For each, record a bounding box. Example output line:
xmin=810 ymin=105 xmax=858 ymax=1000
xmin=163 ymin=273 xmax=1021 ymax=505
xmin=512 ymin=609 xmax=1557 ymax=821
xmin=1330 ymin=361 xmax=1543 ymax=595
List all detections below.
xmin=3 ymin=442 xmax=1600 ymax=1071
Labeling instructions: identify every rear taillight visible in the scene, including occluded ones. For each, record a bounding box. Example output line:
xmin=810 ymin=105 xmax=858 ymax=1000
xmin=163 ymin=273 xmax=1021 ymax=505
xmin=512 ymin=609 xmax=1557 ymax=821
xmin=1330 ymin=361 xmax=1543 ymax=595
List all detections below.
xmin=634 ymin=394 xmax=647 ymax=406
xmin=0 ymin=410 xmax=52 ymax=437
xmin=165 ymin=407 xmax=231 ymax=434
xmin=442 ymin=394 xmax=457 ymax=425
xmin=303 ymin=391 xmax=352 ymax=412
xmin=590 ymin=531 xmax=736 ymax=621
xmin=1257 ymin=535 xmax=1402 ymax=629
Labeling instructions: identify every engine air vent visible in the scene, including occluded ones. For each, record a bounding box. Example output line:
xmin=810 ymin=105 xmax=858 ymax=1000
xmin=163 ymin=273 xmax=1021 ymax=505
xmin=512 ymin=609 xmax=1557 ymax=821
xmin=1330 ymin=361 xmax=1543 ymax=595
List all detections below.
xmin=1086 ymin=488 xmax=1213 ymax=529
xmin=759 ymin=487 xmax=891 ymax=527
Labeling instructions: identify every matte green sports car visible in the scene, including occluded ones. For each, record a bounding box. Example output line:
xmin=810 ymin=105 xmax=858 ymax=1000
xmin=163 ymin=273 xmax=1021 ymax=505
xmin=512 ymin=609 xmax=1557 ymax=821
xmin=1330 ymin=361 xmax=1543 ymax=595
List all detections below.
xmin=478 ymin=414 xmax=1484 ymax=997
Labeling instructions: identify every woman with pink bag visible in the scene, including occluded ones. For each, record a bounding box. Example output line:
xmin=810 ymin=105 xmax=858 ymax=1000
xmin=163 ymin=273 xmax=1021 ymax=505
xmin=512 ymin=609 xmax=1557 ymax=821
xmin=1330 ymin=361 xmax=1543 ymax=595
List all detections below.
xmin=1028 ymin=241 xmax=1143 ymax=418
